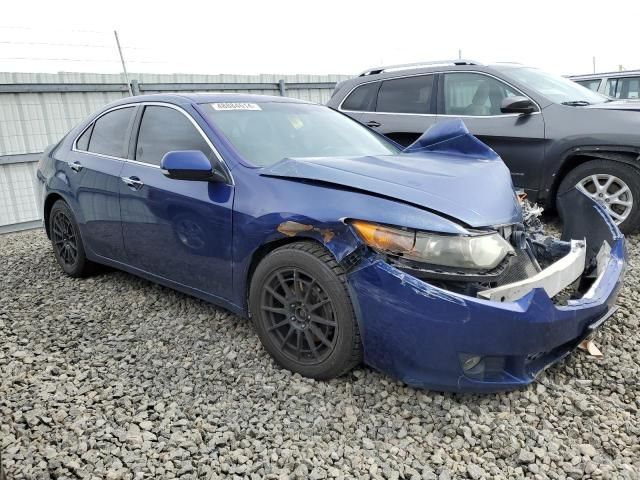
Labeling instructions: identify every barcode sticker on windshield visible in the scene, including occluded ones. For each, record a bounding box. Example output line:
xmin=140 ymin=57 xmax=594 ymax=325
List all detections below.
xmin=211 ymin=102 xmax=262 ymax=111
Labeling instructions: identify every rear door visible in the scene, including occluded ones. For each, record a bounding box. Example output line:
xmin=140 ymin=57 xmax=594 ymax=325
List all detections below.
xmin=119 ymin=103 xmax=234 ymax=299
xmin=357 ymin=74 xmax=438 ymax=146
xmin=67 ymin=105 xmax=137 ymax=261
xmin=339 ymin=75 xmax=438 ymax=147
xmin=437 ymin=72 xmax=546 ymax=197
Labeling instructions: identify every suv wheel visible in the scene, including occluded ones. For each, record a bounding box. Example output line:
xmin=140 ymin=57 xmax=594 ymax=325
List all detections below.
xmin=249 ymin=241 xmax=363 ymax=380
xmin=558 ymin=160 xmax=640 ymax=234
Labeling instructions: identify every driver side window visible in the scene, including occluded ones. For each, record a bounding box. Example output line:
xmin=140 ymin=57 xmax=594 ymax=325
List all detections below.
xmin=135 ymin=106 xmax=213 ymax=166
xmin=444 ymin=73 xmax=520 ymax=116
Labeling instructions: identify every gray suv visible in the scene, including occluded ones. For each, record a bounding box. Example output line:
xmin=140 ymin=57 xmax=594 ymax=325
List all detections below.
xmin=327 ymin=60 xmax=640 ymax=233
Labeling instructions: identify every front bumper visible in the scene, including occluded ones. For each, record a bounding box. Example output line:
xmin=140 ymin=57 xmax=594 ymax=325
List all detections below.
xmin=347 ymin=190 xmax=626 ymax=393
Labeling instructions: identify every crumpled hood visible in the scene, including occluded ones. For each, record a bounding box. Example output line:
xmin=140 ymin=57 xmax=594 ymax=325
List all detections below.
xmin=261 ymin=121 xmax=521 ymax=228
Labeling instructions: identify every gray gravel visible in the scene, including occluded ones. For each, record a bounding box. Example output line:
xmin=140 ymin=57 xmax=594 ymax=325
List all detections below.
xmin=1 ymin=227 xmax=639 ymax=480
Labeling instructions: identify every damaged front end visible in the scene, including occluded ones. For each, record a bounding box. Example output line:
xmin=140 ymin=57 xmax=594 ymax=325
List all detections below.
xmin=374 ymin=192 xmax=616 ymax=307
xmin=260 ymin=119 xmax=625 ymax=392
xmin=345 ymin=188 xmax=626 ymax=392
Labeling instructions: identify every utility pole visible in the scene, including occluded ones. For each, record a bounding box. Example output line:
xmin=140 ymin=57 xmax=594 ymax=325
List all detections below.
xmin=458 ymin=49 xmax=462 ymax=60
xmin=592 ymin=56 xmax=596 ymax=74
xmin=114 ymin=30 xmax=133 ymax=96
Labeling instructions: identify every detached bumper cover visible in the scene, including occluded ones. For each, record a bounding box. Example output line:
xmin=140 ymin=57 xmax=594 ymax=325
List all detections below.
xmin=347 ymin=190 xmax=626 ymax=392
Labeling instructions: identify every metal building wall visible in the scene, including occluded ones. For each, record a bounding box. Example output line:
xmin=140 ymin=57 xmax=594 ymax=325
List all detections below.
xmin=0 ymin=71 xmax=349 ymax=232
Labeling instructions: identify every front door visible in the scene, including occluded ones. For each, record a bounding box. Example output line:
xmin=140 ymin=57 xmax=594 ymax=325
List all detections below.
xmin=119 ymin=104 xmax=234 ymax=299
xmin=438 ymin=72 xmax=546 ymax=198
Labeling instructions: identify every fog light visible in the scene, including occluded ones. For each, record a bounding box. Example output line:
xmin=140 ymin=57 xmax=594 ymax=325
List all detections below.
xmin=459 ymin=353 xmax=483 ymax=372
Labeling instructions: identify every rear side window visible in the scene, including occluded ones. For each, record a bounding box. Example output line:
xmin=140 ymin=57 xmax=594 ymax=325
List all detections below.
xmin=607 ymin=77 xmax=640 ymax=99
xmin=135 ymin=106 xmax=213 ymax=166
xmin=376 ymin=75 xmax=434 ymax=114
xmin=341 ymin=82 xmax=380 ymax=111
xmin=575 ymin=79 xmax=601 ymax=92
xmin=87 ymin=107 xmax=135 ymax=158
xmin=75 ymin=124 xmax=93 ymax=151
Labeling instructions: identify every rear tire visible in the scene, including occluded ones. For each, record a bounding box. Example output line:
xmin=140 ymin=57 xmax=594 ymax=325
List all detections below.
xmin=558 ymin=160 xmax=640 ymax=234
xmin=49 ymin=200 xmax=97 ymax=277
xmin=249 ymin=241 xmax=363 ymax=380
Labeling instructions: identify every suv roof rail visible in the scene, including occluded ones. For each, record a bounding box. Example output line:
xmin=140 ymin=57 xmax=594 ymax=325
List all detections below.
xmin=358 ymin=59 xmax=482 ymax=77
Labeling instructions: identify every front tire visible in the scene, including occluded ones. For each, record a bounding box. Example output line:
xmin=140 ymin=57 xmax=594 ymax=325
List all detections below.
xmin=49 ymin=200 xmax=97 ymax=277
xmin=558 ymin=160 xmax=640 ymax=234
xmin=249 ymin=241 xmax=363 ymax=380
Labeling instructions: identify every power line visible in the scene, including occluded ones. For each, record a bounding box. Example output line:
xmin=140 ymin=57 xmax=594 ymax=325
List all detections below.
xmin=0 ymin=25 xmax=109 ymax=35
xmin=0 ymin=40 xmax=152 ymax=50
xmin=0 ymin=56 xmax=167 ymax=64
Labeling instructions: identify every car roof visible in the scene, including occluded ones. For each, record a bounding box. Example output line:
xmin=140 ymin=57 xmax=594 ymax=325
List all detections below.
xmin=347 ymin=60 xmax=533 ymax=84
xmin=109 ymin=92 xmax=313 ymax=107
xmin=570 ymin=70 xmax=640 ymax=80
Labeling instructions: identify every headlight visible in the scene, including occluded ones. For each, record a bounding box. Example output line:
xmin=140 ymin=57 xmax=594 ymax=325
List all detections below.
xmin=351 ymin=220 xmax=513 ymax=270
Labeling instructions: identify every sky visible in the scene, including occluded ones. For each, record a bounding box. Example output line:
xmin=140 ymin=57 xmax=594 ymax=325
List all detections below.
xmin=1 ymin=0 xmax=639 ymax=77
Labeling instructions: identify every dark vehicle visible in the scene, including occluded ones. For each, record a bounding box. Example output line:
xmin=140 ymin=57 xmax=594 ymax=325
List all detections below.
xmin=37 ymin=94 xmax=625 ymax=392
xmin=571 ymin=70 xmax=640 ymax=100
xmin=327 ymin=60 xmax=640 ymax=233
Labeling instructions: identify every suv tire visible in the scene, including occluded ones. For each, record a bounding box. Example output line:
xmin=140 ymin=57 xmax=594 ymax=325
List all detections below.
xmin=558 ymin=160 xmax=640 ymax=234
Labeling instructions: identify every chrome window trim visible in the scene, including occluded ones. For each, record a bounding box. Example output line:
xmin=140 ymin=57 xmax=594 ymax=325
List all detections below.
xmin=338 ymin=70 xmax=541 ymax=117
xmin=72 ymin=101 xmax=234 ymax=184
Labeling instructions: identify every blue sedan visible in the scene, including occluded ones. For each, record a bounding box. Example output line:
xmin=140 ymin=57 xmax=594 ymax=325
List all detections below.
xmin=36 ymin=94 xmax=625 ymax=392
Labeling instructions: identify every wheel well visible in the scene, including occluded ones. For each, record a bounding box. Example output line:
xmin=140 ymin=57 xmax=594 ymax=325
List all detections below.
xmin=43 ymin=193 xmax=65 ymax=239
xmin=549 ymin=150 xmax=640 ymax=209
xmin=245 ymin=237 xmax=327 ymax=309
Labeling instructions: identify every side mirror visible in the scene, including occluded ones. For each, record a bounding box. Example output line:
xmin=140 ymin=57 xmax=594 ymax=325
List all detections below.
xmin=500 ymin=96 xmax=536 ymax=115
xmin=161 ymin=150 xmax=224 ymax=182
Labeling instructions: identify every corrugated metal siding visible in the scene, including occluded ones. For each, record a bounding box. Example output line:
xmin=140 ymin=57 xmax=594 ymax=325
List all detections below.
xmin=0 ymin=71 xmax=349 ymax=157
xmin=0 ymin=161 xmax=39 ymax=226
xmin=0 ymin=71 xmax=350 ymax=230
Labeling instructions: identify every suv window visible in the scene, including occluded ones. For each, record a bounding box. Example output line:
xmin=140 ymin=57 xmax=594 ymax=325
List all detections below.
xmin=444 ymin=73 xmax=521 ymax=116
xmin=607 ymin=77 xmax=640 ymax=99
xmin=341 ymin=82 xmax=380 ymax=111
xmin=575 ymin=79 xmax=601 ymax=92
xmin=87 ymin=107 xmax=135 ymax=158
xmin=376 ymin=75 xmax=433 ymax=114
xmin=135 ymin=106 xmax=213 ymax=166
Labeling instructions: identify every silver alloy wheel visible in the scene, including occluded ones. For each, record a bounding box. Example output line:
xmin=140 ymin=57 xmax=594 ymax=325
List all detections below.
xmin=575 ymin=174 xmax=634 ymax=224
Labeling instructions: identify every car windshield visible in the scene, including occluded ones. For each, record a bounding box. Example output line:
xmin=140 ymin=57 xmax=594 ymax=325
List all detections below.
xmin=501 ymin=67 xmax=609 ymax=105
xmin=204 ymin=101 xmax=400 ymax=166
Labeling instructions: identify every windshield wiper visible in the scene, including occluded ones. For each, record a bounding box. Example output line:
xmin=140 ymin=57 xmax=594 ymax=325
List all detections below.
xmin=561 ymin=100 xmax=591 ymax=106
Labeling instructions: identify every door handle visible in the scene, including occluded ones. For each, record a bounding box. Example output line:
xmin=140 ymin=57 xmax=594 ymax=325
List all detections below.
xmin=121 ymin=176 xmax=144 ymax=190
xmin=70 ymin=161 xmax=83 ymax=172
xmin=366 ymin=121 xmax=381 ymax=128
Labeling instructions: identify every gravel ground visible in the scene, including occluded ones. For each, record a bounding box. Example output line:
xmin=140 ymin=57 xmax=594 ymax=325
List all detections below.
xmin=1 ymin=226 xmax=639 ymax=480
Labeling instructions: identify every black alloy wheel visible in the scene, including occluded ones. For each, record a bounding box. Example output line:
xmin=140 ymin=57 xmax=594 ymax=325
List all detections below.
xmin=49 ymin=200 xmax=96 ymax=277
xmin=250 ymin=241 xmax=362 ymax=379
xmin=261 ymin=267 xmax=338 ymax=364
xmin=51 ymin=209 xmax=78 ymax=267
